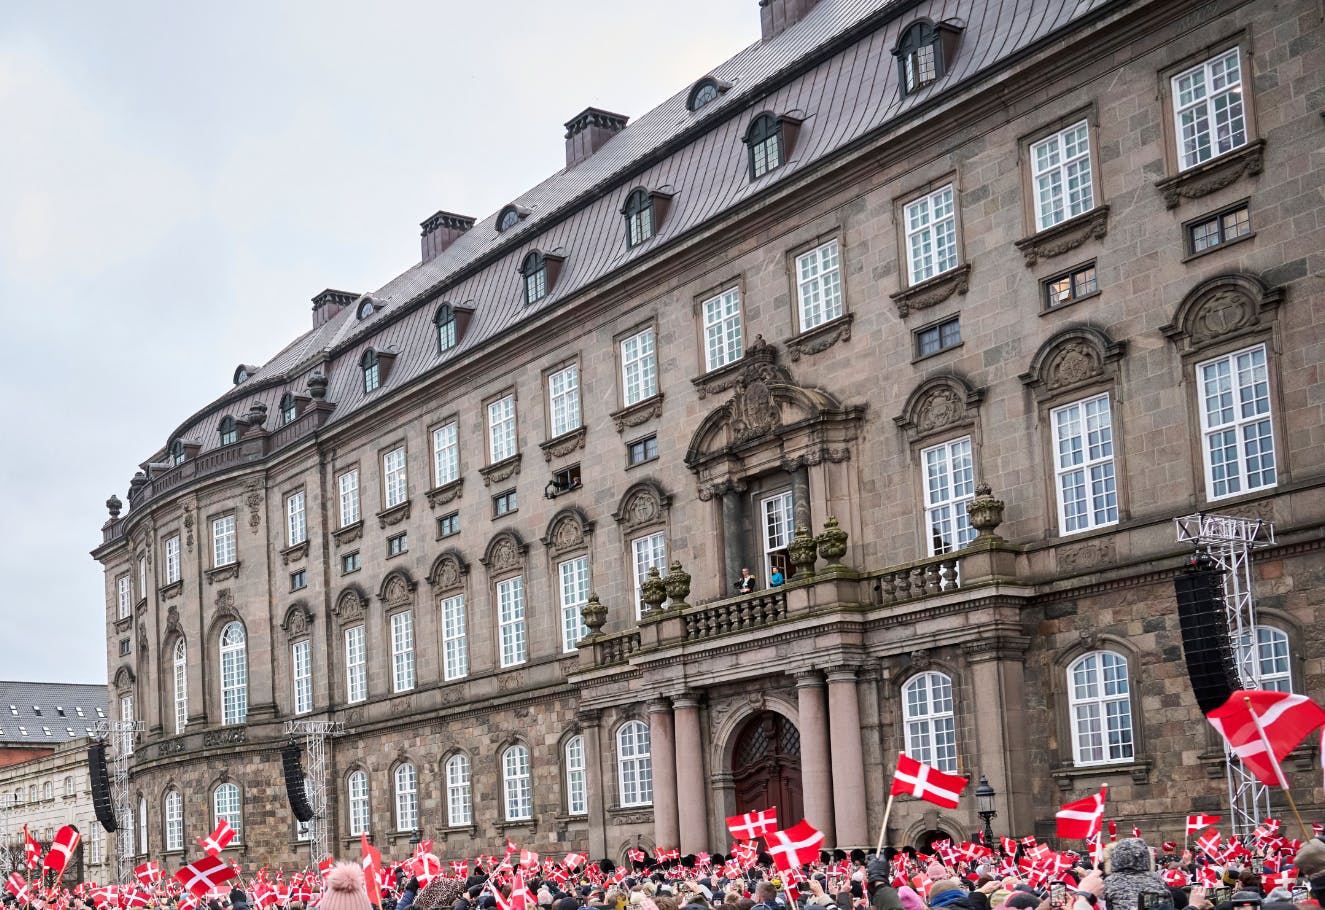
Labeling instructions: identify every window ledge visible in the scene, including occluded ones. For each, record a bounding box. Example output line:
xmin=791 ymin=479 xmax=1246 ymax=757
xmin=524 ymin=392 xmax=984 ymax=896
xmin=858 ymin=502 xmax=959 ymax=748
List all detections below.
xmin=479 ymin=453 xmax=522 ymax=487
xmin=281 ymin=540 xmax=309 ymax=566
xmin=495 ymin=819 xmax=536 ymax=832
xmin=1040 ymin=289 xmax=1101 ymax=316
xmin=911 ymin=340 xmax=964 ymax=365
xmin=786 ymin=313 xmax=853 ymax=362
xmin=333 ymin=520 xmax=363 ymax=547
xmin=607 ymin=806 xmax=656 ymax=826
xmin=205 ymin=562 xmax=240 ymax=585
xmin=540 ymin=426 xmax=587 ymax=463
xmin=1155 ymin=139 xmax=1265 ymax=210
xmin=1015 ymin=206 xmax=1110 ymax=267
xmin=1180 ymin=230 xmax=1255 ymax=263
xmin=610 ymin=394 xmax=664 ymax=434
xmin=159 ymin=580 xmax=183 ymax=600
xmin=889 ymin=263 xmax=971 ymax=318
xmin=377 ymin=500 xmax=411 ymax=529
xmin=435 ymin=824 xmax=478 ymax=840
xmin=114 ymin=616 xmax=133 ymax=633
xmin=426 ymin=479 xmax=464 ymax=509
xmin=1051 ymin=758 xmax=1151 ymax=789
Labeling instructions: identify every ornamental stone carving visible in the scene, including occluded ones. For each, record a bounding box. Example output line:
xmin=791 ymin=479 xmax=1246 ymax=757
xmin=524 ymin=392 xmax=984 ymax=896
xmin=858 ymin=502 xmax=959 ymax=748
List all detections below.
xmin=543 ymin=507 xmax=592 ymax=556
xmin=333 ymin=587 xmax=367 ymax=623
xmin=1161 ymin=273 xmax=1283 ymax=356
xmin=1057 ymin=538 xmax=1116 ymax=571
xmin=786 ymin=314 xmax=853 ymax=361
xmin=429 ymin=550 xmax=469 ymax=590
xmin=1014 ymin=205 xmax=1110 ymax=266
xmin=1045 ymin=340 xmax=1102 ymax=390
xmin=379 ymin=571 xmax=416 ymax=608
xmin=281 ymin=602 xmax=314 ymax=639
xmin=481 ymin=532 xmax=528 ymax=574
xmin=889 ymin=263 xmax=971 ymax=318
xmin=613 ymin=480 xmax=671 ymax=533
xmin=1020 ymin=326 xmax=1126 ymax=401
xmin=1154 ymin=139 xmax=1265 ymax=209
xmin=895 ymin=375 xmax=984 ymax=444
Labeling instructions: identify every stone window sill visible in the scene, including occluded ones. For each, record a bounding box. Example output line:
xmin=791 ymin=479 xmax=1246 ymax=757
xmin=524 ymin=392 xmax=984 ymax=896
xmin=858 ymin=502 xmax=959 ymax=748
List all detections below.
xmin=786 ymin=313 xmax=853 ymax=362
xmin=889 ymin=263 xmax=971 ymax=318
xmin=159 ymin=580 xmax=183 ymax=600
xmin=479 ymin=453 xmax=522 ymax=487
xmin=1014 ymin=205 xmax=1109 ymax=266
xmin=540 ymin=426 xmax=587 ymax=463
xmin=205 ymin=562 xmax=240 ymax=584
xmin=1155 ymin=139 xmax=1265 ymax=210
xmin=610 ymin=394 xmax=663 ymax=433
xmin=377 ymin=500 xmax=411 ymax=529
xmin=1050 ymin=758 xmax=1151 ymax=789
xmin=281 ymin=540 xmax=309 ymax=565
xmin=333 ymin=520 xmax=363 ymax=547
xmin=426 ymin=479 xmax=463 ymax=509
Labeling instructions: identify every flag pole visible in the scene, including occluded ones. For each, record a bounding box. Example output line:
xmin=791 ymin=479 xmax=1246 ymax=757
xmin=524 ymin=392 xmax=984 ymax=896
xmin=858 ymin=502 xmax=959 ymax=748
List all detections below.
xmin=1241 ymin=696 xmax=1311 ymax=840
xmin=875 ymin=794 xmax=895 ymax=855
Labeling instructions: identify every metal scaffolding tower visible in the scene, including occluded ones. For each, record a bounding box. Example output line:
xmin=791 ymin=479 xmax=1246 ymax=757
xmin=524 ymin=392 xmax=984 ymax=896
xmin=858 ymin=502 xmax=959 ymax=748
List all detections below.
xmin=94 ymin=719 xmax=144 ymax=883
xmin=0 ymin=792 xmax=15 ymax=874
xmin=285 ymin=720 xmax=343 ymax=866
xmin=1175 ymin=511 xmax=1275 ymax=837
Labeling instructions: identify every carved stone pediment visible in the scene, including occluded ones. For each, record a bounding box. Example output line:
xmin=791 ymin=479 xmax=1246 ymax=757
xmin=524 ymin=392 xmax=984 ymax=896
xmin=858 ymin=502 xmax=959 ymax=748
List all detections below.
xmin=613 ymin=480 xmax=671 ymax=533
xmin=1020 ymin=325 xmax=1126 ymax=401
xmin=333 ymin=586 xmax=368 ymax=624
xmin=895 ymin=374 xmax=985 ymax=444
xmin=1160 ymin=272 xmax=1283 ymax=356
xmin=1154 ymin=140 xmax=1264 ymax=210
xmin=333 ymin=520 xmax=363 ymax=548
xmin=205 ymin=562 xmax=240 ymax=585
xmin=610 ymin=394 xmax=663 ymax=433
xmin=540 ymin=426 xmax=587 ymax=462
xmin=480 ymin=531 xmax=528 ymax=574
xmin=281 ymin=540 xmax=309 ymax=565
xmin=379 ymin=571 xmax=417 ymax=608
xmin=543 ymin=507 xmax=593 ymax=555
xmin=888 ymin=263 xmax=971 ymax=318
xmin=1014 ymin=205 xmax=1109 ymax=266
xmin=786 ymin=314 xmax=853 ymax=363
xmin=428 ymin=550 xmax=470 ymax=590
xmin=281 ymin=602 xmax=314 ymax=640
xmin=479 ymin=454 xmax=522 ymax=487
xmin=426 ymin=479 xmax=463 ymax=509
xmin=377 ymin=500 xmax=411 ymax=529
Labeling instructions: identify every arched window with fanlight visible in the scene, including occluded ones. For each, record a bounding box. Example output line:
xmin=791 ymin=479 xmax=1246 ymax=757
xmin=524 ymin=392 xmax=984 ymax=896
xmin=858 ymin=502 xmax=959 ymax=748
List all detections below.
xmin=901 ymin=671 xmax=958 ymax=772
xmin=164 ymin=788 xmax=183 ymax=851
xmin=172 ymin=637 xmax=188 ymax=735
xmin=501 ymin=745 xmax=532 ymax=821
xmin=445 ymin=753 xmax=472 ymax=827
xmin=1234 ymin=625 xmax=1293 ymax=692
xmin=213 ymin=782 xmax=242 ymax=844
xmin=521 ymin=252 xmax=548 ymax=304
xmin=745 ymin=113 xmax=783 ymax=180
xmin=219 ymin=622 xmax=247 ymax=725
xmin=347 ymin=769 xmax=370 ymax=835
xmin=435 ymin=304 xmax=457 ymax=352
xmin=1066 ymin=650 xmax=1134 ymax=766
xmin=623 ymin=189 xmax=654 ymax=248
xmin=616 ymin=720 xmax=652 ymax=808
xmin=218 ymin=416 xmax=237 ymax=447
xmin=394 ymin=762 xmax=418 ymax=833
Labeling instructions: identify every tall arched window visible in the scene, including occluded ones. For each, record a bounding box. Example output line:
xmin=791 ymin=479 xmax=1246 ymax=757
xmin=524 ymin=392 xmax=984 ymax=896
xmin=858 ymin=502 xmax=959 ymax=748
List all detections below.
xmin=616 ymin=720 xmax=652 ymax=808
xmin=361 ymin=350 xmax=381 ymax=393
xmin=896 ymin=21 xmax=943 ymax=94
xmin=902 ymin=671 xmax=958 ymax=772
xmin=218 ymin=416 xmax=237 ymax=446
xmin=1235 ymin=625 xmax=1292 ymax=692
xmin=138 ymin=797 xmax=148 ymax=855
xmin=164 ymin=788 xmax=183 ymax=851
xmin=623 ymin=188 xmax=654 ymax=248
xmin=445 ymin=754 xmax=472 ymax=827
xmin=394 ymin=763 xmax=418 ymax=832
xmin=347 ymin=770 xmax=370 ymax=835
xmin=219 ymin=622 xmax=247 ymax=725
xmin=213 ymin=782 xmax=242 ymax=843
xmin=521 ymin=252 xmax=548 ymax=304
xmin=502 ymin=745 xmax=532 ymax=821
xmin=435 ymin=304 xmax=457 ymax=352
xmin=172 ymin=638 xmax=188 ymax=735
xmin=745 ymin=113 xmax=782 ymax=179
xmin=564 ymin=735 xmax=587 ymax=816
xmin=1067 ymin=651 xmax=1134 ymax=766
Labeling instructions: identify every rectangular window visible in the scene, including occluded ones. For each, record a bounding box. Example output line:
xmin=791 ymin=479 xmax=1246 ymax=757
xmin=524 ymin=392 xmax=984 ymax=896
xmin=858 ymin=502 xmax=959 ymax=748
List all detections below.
xmin=119 ymin=638 xmax=131 ymax=657
xmin=432 ymin=421 xmax=460 ymax=486
xmin=437 ymin=512 xmax=459 ymax=538
xmin=488 ymin=395 xmax=517 ymax=463
xmin=551 ymin=464 xmax=581 ymax=495
xmin=290 ymin=569 xmax=307 ymax=591
xmin=1187 ymin=203 xmax=1252 ymax=255
xmin=795 ymin=239 xmax=844 ymax=331
xmin=286 ymin=490 xmax=306 ymax=547
xmin=497 ymin=576 xmax=526 ymax=667
xmin=164 ymin=535 xmax=180 ymax=585
xmin=493 ymin=489 xmax=518 ymax=517
xmin=914 ymin=316 xmax=961 ymax=359
xmin=1173 ymin=49 xmax=1247 ymax=171
xmin=1198 ymin=344 xmax=1276 ymax=500
xmin=1031 ymin=120 xmax=1094 ymax=231
xmin=441 ymin=594 xmax=468 ymax=681
xmin=338 ymin=469 xmax=360 ymax=527
xmin=548 ymin=364 xmax=581 ymax=437
xmin=387 ymin=532 xmax=408 ymax=557
xmin=558 ymin=556 xmax=590 ymax=653
xmin=904 ymin=184 xmax=958 ymax=285
xmin=621 ymin=328 xmax=657 ymax=406
xmin=165 ymin=792 xmax=183 ymax=851
xmin=627 ymin=434 xmax=658 ymax=466
xmin=446 ymin=757 xmax=472 ymax=827
xmin=390 ymin=611 xmax=415 ymax=693
xmin=138 ymin=556 xmax=147 ymax=600
xmin=342 ymin=551 xmax=361 ymax=574
xmin=760 ymin=492 xmax=794 ymax=582
xmin=345 ymin=625 xmax=367 ymax=704
xmin=1052 ymin=394 xmax=1120 ymax=533
xmin=922 ymin=437 xmax=976 ymax=555
xmin=383 ymin=447 xmax=408 ymax=508
xmin=525 ymin=266 xmax=547 ymax=304
xmin=702 ymin=287 xmax=743 ymax=371
xmin=565 ymin=736 xmax=587 ymax=816
xmin=119 ymin=695 xmax=134 ymax=756
xmin=1044 ymin=262 xmax=1098 ymax=308
xmin=116 ymin=575 xmax=131 ymax=619
xmin=212 ymin=515 xmax=236 ymax=567
xmin=292 ymin=640 xmax=312 ymax=715
xmin=631 ymin=532 xmax=667 ymax=618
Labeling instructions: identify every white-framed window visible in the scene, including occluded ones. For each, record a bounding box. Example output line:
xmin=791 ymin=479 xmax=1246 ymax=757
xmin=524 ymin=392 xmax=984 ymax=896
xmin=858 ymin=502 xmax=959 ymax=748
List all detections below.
xmin=164 ymin=535 xmax=181 ymax=586
xmin=922 ymin=437 xmax=975 ymax=555
xmin=219 ymin=622 xmax=247 ymax=725
xmin=212 ymin=515 xmax=236 ymax=568
xmin=445 ymin=754 xmax=472 ymax=827
xmin=760 ymin=491 xmax=794 ymax=583
xmin=345 ymin=625 xmax=367 ymax=703
xmin=702 ymin=288 xmax=743 ymax=372
xmin=122 ymin=797 xmax=136 ymax=855
xmin=214 ymin=782 xmax=242 ymax=843
xmin=347 ymin=770 xmax=370 ymax=836
xmin=558 ymin=556 xmax=590 ymax=653
xmin=394 ymin=762 xmax=418 ymax=832
xmin=795 ymin=239 xmax=844 ymax=331
xmin=172 ymin=638 xmax=188 ymax=735
xmin=1173 ymin=48 xmax=1247 ymax=172
xmin=116 ymin=575 xmax=131 ymax=619
xmin=497 ymin=577 xmax=526 ymax=667
xmin=119 ymin=694 xmax=135 ymax=756
xmin=383 ymin=447 xmax=408 ymax=508
xmin=902 ymin=671 xmax=958 ymax=773
xmin=1234 ymin=625 xmax=1292 ymax=693
xmin=488 ymin=395 xmax=517 ymax=463
xmin=292 ymin=639 xmax=313 ymax=715
xmin=138 ymin=797 xmax=148 ymax=855
xmin=621 ymin=328 xmax=657 ymax=406
xmin=1051 ymin=394 xmax=1119 ymax=533
xmin=617 ymin=720 xmax=652 ymax=807
xmin=432 ymin=421 xmax=459 ymax=487
xmin=90 ymin=826 xmax=105 ymax=866
xmin=565 ymin=734 xmax=587 ymax=816
xmin=904 ymin=184 xmax=958 ymax=285
xmin=164 ymin=788 xmax=183 ymax=851
xmin=631 ymin=532 xmax=667 ymax=618
xmin=1067 ymin=650 xmax=1134 ymax=766
xmin=1198 ymin=344 xmax=1276 ymax=500
xmin=441 ymin=594 xmax=468 ymax=681
xmin=138 ymin=555 xmax=147 ymax=599
xmin=549 ymin=365 xmax=581 ymax=438
xmin=286 ymin=490 xmax=307 ymax=547
xmin=390 ymin=611 xmax=415 ymax=693
xmin=338 ymin=469 xmax=360 ymax=527
xmin=502 ymin=745 xmax=532 ymax=821
xmin=1030 ymin=120 xmax=1094 ymax=231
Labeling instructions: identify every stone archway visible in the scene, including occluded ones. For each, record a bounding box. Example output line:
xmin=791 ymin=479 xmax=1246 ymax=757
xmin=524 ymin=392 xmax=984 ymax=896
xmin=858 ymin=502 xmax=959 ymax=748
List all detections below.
xmin=731 ymin=711 xmax=803 ymax=823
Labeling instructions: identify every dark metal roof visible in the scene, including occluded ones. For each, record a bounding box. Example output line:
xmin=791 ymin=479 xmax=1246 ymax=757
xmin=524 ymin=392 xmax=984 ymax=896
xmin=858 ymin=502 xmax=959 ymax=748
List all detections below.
xmin=0 ymin=682 xmax=109 ymax=745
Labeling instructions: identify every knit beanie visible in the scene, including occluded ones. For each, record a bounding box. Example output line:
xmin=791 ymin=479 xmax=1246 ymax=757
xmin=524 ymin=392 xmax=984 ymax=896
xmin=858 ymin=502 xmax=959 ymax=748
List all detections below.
xmin=321 ymin=864 xmax=372 ymax=910
xmin=928 ymin=881 xmax=965 ymax=908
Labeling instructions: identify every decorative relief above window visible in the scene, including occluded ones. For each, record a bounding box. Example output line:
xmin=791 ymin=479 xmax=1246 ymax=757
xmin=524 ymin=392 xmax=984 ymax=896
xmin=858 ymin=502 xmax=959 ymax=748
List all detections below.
xmin=428 ymin=550 xmax=470 ymax=591
xmin=889 ymin=263 xmax=971 ymax=319
xmin=542 ymin=507 xmax=594 ymax=558
xmin=540 ymin=427 xmax=587 ymax=463
xmin=281 ymin=603 xmax=315 ymax=641
xmin=610 ymin=393 xmax=664 ymax=434
xmin=332 ymin=587 xmax=368 ymax=625
xmin=786 ymin=313 xmax=853 ymax=362
xmin=1019 ymin=326 xmax=1127 ymax=402
xmin=612 ymin=480 xmax=672 ymax=535
xmin=1156 ymin=139 xmax=1264 ymax=209
xmin=479 ymin=453 xmax=522 ymax=487
xmin=894 ymin=374 xmax=985 ymax=445
xmin=480 ymin=531 xmax=528 ymax=575
xmin=426 ymin=478 xmax=464 ymax=509
xmin=1159 ymin=273 xmax=1283 ymax=356
xmin=1015 ymin=206 xmax=1109 ymax=267
xmin=377 ymin=500 xmax=412 ymax=529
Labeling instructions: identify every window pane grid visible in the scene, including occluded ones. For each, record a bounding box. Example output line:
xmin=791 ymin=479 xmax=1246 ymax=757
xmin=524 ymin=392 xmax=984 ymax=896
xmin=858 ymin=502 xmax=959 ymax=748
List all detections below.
xmin=617 ymin=721 xmax=653 ymax=807
xmin=565 ymin=735 xmax=587 ymax=816
xmin=761 ymin=492 xmax=794 ymax=581
xmin=621 ymin=328 xmax=657 ymax=406
xmin=631 ymin=533 xmax=667 ymax=618
xmin=905 ymin=185 xmax=958 ymax=285
xmin=549 ymin=365 xmax=581 ymax=437
xmin=488 ymin=396 xmax=517 ymax=462
xmin=1052 ymin=394 xmax=1119 ymax=533
xmin=219 ymin=623 xmax=247 ymax=725
xmin=214 ymin=783 xmax=242 ymax=843
xmin=498 ymin=577 xmax=526 ymax=667
xmin=442 ymin=594 xmax=468 ymax=680
xmin=1068 ymin=652 xmax=1134 ymax=765
xmin=173 ymin=638 xmax=188 ymax=734
xmin=922 ymin=437 xmax=976 ymax=555
xmin=1199 ymin=345 xmax=1275 ymax=499
xmin=165 ymin=790 xmax=183 ymax=851
xmin=1174 ymin=50 xmax=1246 ymax=171
xmin=338 ymin=470 xmax=360 ymax=527
xmin=796 ymin=240 xmax=843 ymax=331
xmin=1031 ymin=121 xmax=1093 ymax=230
xmin=394 ymin=763 xmax=418 ymax=832
xmin=1235 ymin=625 xmax=1293 ymax=693
xmin=503 ymin=746 xmax=532 ymax=820
xmin=902 ymin=672 xmax=958 ymax=772
xmin=703 ymin=288 xmax=743 ymax=371
xmin=559 ymin=557 xmax=590 ymax=653
xmin=432 ymin=422 xmax=459 ymax=486
xmin=383 ymin=448 xmax=408 ymax=508
xmin=391 ymin=611 xmax=415 ymax=693
xmin=213 ymin=515 xmax=236 ymax=567
xmin=292 ymin=639 xmax=312 ymax=715
xmin=446 ymin=755 xmax=472 ymax=827
xmin=347 ymin=771 xmax=370 ymax=835
xmin=345 ymin=625 xmax=367 ymax=704
xmin=286 ymin=490 xmax=306 ymax=547
xmin=165 ymin=535 xmax=180 ymax=585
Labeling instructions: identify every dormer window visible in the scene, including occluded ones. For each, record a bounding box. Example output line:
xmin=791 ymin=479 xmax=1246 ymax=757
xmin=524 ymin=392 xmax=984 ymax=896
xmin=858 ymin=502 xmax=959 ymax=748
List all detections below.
xmin=232 ymin=364 xmax=257 ymax=385
xmin=497 ymin=205 xmax=527 ymax=233
xmin=357 ymin=298 xmax=376 ymax=319
xmin=169 ymin=439 xmax=185 ymax=466
xmin=219 ymin=416 xmax=238 ymax=447
xmin=361 ymin=350 xmax=381 ymax=393
xmin=521 ymin=252 xmax=547 ymax=303
xmin=435 ymin=304 xmax=457 ymax=352
xmin=623 ymin=189 xmax=654 ymax=247
xmin=895 ymin=19 xmax=962 ymax=96
xmin=279 ymin=393 xmax=298 ymax=425
xmin=746 ymin=113 xmax=783 ymax=179
xmin=687 ymin=77 xmax=731 ymax=112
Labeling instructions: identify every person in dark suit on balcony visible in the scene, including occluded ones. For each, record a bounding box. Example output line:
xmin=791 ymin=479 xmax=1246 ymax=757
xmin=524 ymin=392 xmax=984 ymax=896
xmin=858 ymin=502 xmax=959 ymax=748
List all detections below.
xmin=735 ymin=567 xmax=756 ymax=593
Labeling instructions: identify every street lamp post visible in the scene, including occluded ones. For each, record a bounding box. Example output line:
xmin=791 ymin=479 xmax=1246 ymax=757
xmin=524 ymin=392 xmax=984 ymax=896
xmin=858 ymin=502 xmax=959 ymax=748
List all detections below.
xmin=975 ymin=775 xmax=997 ymax=845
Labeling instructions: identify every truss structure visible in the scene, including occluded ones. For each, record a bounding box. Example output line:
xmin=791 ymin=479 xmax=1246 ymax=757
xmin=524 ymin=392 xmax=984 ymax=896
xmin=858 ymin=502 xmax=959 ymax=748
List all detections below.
xmin=0 ymin=792 xmax=16 ymax=874
xmin=1175 ymin=512 xmax=1275 ymax=836
xmin=285 ymin=721 xmax=343 ymax=866
xmin=93 ymin=719 xmax=145 ymax=883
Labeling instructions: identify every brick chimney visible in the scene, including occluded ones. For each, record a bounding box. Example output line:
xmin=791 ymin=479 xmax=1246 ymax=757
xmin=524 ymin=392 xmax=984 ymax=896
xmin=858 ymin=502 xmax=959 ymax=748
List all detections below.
xmin=759 ymin=0 xmax=821 ymax=41
xmin=564 ymin=107 xmax=629 ymax=168
xmin=311 ymin=288 xmax=359 ymax=328
xmin=420 ymin=210 xmax=475 ymax=263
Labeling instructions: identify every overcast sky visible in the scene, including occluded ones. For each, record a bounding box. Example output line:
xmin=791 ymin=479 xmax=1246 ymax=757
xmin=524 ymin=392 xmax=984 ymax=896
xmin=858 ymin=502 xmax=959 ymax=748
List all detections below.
xmin=0 ymin=2 xmax=757 ymax=684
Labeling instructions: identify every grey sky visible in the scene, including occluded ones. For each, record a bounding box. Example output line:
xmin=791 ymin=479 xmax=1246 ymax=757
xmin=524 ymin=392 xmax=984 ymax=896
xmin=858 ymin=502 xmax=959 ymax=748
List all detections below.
xmin=0 ymin=2 xmax=757 ymax=683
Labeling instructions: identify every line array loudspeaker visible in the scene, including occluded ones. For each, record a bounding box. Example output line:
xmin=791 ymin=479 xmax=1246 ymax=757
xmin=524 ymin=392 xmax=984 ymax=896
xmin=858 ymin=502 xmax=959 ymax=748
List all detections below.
xmin=88 ymin=742 xmax=118 ymax=833
xmin=283 ymin=742 xmax=315 ymax=823
xmin=1174 ymin=566 xmax=1241 ymax=716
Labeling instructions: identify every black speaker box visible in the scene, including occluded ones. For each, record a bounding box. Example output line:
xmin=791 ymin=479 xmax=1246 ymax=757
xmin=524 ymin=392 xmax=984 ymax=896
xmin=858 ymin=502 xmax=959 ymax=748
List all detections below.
xmin=88 ymin=742 xmax=118 ymax=833
xmin=1175 ymin=567 xmax=1241 ymax=715
xmin=283 ymin=742 xmax=315 ymax=823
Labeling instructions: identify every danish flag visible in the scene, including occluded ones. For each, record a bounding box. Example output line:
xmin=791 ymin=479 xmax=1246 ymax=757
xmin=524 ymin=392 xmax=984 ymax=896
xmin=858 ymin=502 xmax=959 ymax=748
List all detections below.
xmin=198 ymin=818 xmax=236 ymax=856
xmin=1262 ymin=870 xmax=1296 ymax=891
xmin=890 ymin=754 xmax=969 ymax=809
xmin=42 ymin=825 xmax=81 ymax=878
xmin=5 ymin=873 xmax=30 ymax=904
xmin=518 ymin=850 xmax=539 ymax=871
xmin=450 ymin=861 xmax=469 ymax=878
xmin=1055 ymin=785 xmax=1107 ymax=839
xmin=563 ymin=853 xmax=585 ymax=870
xmin=510 ymin=873 xmax=533 ymax=910
xmin=1196 ymin=829 xmax=1222 ymax=857
xmin=727 ymin=807 xmax=779 ymax=841
xmin=124 ymin=888 xmax=153 ymax=909
xmin=1000 ymin=837 xmax=1018 ymax=858
xmin=318 ymin=856 xmax=335 ymax=878
xmin=134 ymin=862 xmax=164 ymax=886
xmin=177 ymin=892 xmax=201 ymax=910
xmin=23 ymin=826 xmax=40 ymax=870
xmin=655 ymin=848 xmax=679 ymax=862
xmin=1186 ymin=814 xmax=1221 ymax=834
xmin=361 ymin=833 xmax=384 ymax=904
xmin=765 ymin=819 xmax=825 ymax=871
xmin=1207 ymin=690 xmax=1325 ymax=788
xmin=175 ymin=855 xmax=240 ymax=898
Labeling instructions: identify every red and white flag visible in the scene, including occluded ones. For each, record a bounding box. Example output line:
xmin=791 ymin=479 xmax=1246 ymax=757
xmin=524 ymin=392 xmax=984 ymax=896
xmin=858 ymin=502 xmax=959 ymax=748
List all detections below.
xmin=1196 ymin=829 xmax=1221 ymax=857
xmin=23 ymin=826 xmax=40 ymax=870
xmin=1207 ymin=690 xmax=1325 ymax=788
xmin=1055 ymin=786 xmax=1107 ymax=839
xmin=765 ymin=819 xmax=825 ymax=871
xmin=563 ymin=853 xmax=585 ymax=870
xmin=134 ymin=862 xmax=164 ymax=886
xmin=518 ymin=850 xmax=539 ymax=871
xmin=198 ymin=818 xmax=236 ymax=856
xmin=890 ymin=754 xmax=969 ymax=809
xmin=318 ymin=856 xmax=335 ymax=878
xmin=1186 ymin=814 xmax=1221 ymax=834
xmin=360 ymin=833 xmax=384 ymax=905
xmin=727 ymin=807 xmax=779 ymax=842
xmin=627 ymin=848 xmax=645 ymax=864
xmin=655 ymin=848 xmax=679 ymax=862
xmin=42 ymin=825 xmax=81 ymax=878
xmin=999 ymin=837 xmax=1017 ymax=858
xmin=5 ymin=873 xmax=30 ymax=904
xmin=510 ymin=873 xmax=533 ymax=910
xmin=124 ymin=888 xmax=152 ymax=909
xmin=1262 ymin=870 xmax=1295 ymax=892
xmin=450 ymin=861 xmax=469 ymax=878
xmin=175 ymin=856 xmax=240 ymax=898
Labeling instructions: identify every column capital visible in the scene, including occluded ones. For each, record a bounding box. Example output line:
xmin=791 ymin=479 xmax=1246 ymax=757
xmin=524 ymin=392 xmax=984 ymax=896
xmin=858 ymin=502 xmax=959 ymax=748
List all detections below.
xmin=961 ymin=634 xmax=1032 ymax=663
xmin=671 ymin=692 xmax=704 ymax=710
xmin=575 ymin=707 xmax=602 ymax=726
xmin=647 ymin=698 xmax=673 ymax=715
xmin=825 ymin=665 xmax=859 ymax=684
xmin=794 ymin=668 xmax=825 ymax=688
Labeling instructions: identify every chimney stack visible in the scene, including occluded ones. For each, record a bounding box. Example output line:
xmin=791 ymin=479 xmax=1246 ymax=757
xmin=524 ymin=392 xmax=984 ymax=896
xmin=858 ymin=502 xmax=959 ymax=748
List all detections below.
xmin=564 ymin=107 xmax=629 ymax=168
xmin=420 ymin=210 xmax=475 ymax=263
xmin=759 ymin=0 xmax=821 ymax=41
xmin=311 ymin=289 xmax=359 ymax=328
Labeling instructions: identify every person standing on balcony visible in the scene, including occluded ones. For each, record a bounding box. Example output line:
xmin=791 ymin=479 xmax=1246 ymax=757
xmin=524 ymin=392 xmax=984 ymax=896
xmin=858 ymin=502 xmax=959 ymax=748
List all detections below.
xmin=735 ymin=567 xmax=756 ymax=594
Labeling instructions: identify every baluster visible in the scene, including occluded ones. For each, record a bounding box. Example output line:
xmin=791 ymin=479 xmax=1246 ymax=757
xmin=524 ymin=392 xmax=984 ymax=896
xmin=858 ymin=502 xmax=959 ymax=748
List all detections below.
xmin=895 ymin=568 xmax=912 ymax=601
xmin=880 ymin=572 xmax=896 ymax=604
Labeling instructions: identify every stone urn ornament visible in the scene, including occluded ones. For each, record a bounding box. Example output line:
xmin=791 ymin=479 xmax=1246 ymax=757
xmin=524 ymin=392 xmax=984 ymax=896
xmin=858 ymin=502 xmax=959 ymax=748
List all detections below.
xmin=663 ymin=561 xmax=692 ymax=609
xmin=640 ymin=565 xmax=668 ymax=614
xmin=966 ymin=482 xmax=1005 ymax=540
xmin=788 ymin=525 xmax=818 ymax=576
xmin=816 ymin=516 xmax=849 ymax=567
xmin=580 ymin=593 xmax=607 ymax=637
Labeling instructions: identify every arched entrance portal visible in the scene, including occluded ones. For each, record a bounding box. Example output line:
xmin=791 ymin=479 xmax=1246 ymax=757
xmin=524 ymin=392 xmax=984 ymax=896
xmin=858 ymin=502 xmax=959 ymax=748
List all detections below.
xmin=732 ymin=711 xmax=803 ymax=822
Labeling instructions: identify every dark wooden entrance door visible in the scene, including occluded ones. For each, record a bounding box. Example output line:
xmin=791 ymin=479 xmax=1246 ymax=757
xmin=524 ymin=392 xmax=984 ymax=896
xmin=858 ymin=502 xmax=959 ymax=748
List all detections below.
xmin=732 ymin=712 xmax=803 ymax=823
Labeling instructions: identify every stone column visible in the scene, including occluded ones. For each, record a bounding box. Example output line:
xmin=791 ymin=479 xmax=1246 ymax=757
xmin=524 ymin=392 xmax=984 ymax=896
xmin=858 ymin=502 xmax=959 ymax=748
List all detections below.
xmin=673 ymin=693 xmax=709 ymax=853
xmin=791 ymin=464 xmax=812 ymax=531
xmin=826 ymin=666 xmax=868 ymax=847
xmin=648 ymin=699 xmax=680 ymax=850
xmin=962 ymin=638 xmax=1033 ymax=837
xmin=578 ymin=709 xmax=608 ymax=858
xmin=721 ymin=485 xmax=747 ymax=589
xmin=795 ymin=670 xmax=836 ymax=841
